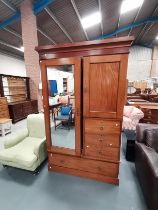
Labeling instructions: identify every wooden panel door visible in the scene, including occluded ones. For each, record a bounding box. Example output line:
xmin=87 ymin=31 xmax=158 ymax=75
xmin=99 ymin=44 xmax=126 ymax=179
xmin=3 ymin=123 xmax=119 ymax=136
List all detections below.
xmin=83 ymin=54 xmax=128 ymax=119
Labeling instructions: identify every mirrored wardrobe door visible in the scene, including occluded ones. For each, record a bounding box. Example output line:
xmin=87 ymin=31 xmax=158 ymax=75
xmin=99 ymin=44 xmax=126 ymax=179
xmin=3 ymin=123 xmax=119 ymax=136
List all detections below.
xmin=41 ymin=57 xmax=81 ymax=155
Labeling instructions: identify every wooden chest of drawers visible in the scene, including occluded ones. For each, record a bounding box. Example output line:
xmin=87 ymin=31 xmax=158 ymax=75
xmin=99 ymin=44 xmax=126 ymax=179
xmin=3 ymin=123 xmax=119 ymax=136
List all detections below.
xmin=83 ymin=118 xmax=121 ymax=179
xmin=0 ymin=97 xmax=10 ymax=118
xmin=9 ymin=100 xmax=38 ymax=123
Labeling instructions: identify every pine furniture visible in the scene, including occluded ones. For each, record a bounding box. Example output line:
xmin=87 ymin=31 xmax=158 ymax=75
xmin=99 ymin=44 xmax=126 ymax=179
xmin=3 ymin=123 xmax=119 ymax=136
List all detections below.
xmin=0 ymin=97 xmax=10 ymax=118
xmin=36 ymin=36 xmax=134 ymax=185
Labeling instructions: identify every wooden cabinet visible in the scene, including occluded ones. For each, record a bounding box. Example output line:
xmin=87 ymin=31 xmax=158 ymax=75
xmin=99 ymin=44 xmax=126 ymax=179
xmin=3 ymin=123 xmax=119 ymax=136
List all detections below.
xmin=36 ymin=36 xmax=133 ymax=185
xmin=9 ymin=100 xmax=38 ymax=123
xmin=83 ymin=55 xmax=127 ymax=119
xmin=0 ymin=97 xmax=10 ymax=118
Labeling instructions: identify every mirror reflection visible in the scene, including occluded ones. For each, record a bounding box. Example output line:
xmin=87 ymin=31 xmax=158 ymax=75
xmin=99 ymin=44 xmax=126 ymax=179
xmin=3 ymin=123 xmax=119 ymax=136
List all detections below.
xmin=47 ymin=65 xmax=75 ymax=149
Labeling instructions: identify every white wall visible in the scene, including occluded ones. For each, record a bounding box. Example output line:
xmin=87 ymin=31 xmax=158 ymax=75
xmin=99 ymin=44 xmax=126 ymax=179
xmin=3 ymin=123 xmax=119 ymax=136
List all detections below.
xmin=47 ymin=68 xmax=74 ymax=93
xmin=127 ymin=45 xmax=152 ymax=81
xmin=0 ymin=53 xmax=26 ymax=76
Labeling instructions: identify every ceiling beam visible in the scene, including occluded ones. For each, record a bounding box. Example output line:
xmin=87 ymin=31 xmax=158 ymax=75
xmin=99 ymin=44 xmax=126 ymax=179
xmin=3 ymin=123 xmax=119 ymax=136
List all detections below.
xmin=135 ymin=5 xmax=158 ymax=43
xmin=0 ymin=39 xmax=23 ymax=52
xmin=96 ymin=15 xmax=158 ymax=40
xmin=0 ymin=0 xmax=16 ymax=12
xmin=44 ymin=7 xmax=73 ymax=42
xmin=37 ymin=27 xmax=56 ymax=44
xmin=0 ymin=49 xmax=24 ymax=60
xmin=3 ymin=27 xmax=22 ymax=39
xmin=128 ymin=3 xmax=143 ymax=36
xmin=98 ymin=0 xmax=103 ymax=35
xmin=70 ymin=0 xmax=89 ymax=40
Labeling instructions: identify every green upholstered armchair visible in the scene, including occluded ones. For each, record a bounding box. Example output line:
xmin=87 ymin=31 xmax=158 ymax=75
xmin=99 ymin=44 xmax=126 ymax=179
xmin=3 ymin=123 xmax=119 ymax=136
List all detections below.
xmin=0 ymin=114 xmax=47 ymax=173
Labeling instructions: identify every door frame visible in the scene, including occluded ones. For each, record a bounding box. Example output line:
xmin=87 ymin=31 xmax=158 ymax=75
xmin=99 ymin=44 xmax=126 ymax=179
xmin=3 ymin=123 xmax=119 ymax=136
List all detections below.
xmin=40 ymin=57 xmax=81 ymax=156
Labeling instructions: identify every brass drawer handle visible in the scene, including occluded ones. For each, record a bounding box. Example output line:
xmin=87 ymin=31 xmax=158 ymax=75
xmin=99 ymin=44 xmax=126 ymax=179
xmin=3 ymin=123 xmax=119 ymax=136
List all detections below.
xmin=116 ymin=123 xmax=118 ymax=127
xmin=86 ymin=145 xmax=90 ymax=148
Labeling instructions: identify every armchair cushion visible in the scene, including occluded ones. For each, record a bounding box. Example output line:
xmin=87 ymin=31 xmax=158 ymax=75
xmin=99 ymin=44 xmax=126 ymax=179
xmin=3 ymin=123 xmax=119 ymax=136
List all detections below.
xmin=27 ymin=114 xmax=45 ymax=139
xmin=4 ymin=128 xmax=28 ymax=149
xmin=0 ymin=137 xmax=45 ymax=168
xmin=145 ymin=129 xmax=158 ymax=153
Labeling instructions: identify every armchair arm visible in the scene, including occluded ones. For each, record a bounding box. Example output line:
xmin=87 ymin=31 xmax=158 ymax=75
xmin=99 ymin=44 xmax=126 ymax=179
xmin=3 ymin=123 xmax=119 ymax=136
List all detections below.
xmin=33 ymin=138 xmax=46 ymax=157
xmin=4 ymin=128 xmax=29 ymax=149
xmin=33 ymin=137 xmax=47 ymax=164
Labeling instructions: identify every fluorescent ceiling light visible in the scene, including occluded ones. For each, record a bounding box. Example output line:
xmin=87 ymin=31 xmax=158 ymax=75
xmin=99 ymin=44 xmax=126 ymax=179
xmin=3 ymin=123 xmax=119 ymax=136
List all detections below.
xmin=81 ymin=11 xmax=102 ymax=29
xmin=156 ymin=36 xmax=158 ymax=40
xmin=120 ymin=0 xmax=144 ymax=14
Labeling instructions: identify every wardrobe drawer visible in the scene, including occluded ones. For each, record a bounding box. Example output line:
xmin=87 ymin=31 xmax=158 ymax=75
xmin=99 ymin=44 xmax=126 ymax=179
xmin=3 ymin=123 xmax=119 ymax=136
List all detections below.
xmin=49 ymin=153 xmax=119 ymax=178
xmin=84 ymin=133 xmax=120 ymax=148
xmin=84 ymin=146 xmax=120 ymax=162
xmin=84 ymin=119 xmax=120 ymax=134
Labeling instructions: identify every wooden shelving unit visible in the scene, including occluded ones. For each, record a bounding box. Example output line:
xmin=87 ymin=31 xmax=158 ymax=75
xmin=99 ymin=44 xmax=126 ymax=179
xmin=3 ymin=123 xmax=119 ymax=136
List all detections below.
xmin=0 ymin=74 xmax=38 ymax=123
xmin=0 ymin=74 xmax=30 ymax=103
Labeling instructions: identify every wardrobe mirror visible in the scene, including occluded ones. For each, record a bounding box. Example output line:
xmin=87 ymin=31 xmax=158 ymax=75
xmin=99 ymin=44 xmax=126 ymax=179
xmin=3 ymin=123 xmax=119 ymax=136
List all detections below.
xmin=47 ymin=65 xmax=75 ymax=149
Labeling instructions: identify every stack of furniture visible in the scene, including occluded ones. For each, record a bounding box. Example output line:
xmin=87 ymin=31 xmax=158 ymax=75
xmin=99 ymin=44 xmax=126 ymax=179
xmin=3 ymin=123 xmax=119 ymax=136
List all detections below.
xmin=0 ymin=74 xmax=38 ymax=123
xmin=36 ymin=36 xmax=134 ymax=185
xmin=135 ymin=123 xmax=158 ymax=210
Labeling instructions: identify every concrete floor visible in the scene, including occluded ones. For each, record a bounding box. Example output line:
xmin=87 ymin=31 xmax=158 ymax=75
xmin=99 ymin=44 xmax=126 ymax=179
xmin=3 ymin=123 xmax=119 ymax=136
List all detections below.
xmin=0 ymin=120 xmax=148 ymax=210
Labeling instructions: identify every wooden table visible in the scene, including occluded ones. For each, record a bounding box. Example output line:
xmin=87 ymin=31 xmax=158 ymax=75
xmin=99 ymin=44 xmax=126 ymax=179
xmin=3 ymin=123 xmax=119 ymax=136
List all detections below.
xmin=49 ymin=102 xmax=62 ymax=118
xmin=0 ymin=118 xmax=12 ymax=136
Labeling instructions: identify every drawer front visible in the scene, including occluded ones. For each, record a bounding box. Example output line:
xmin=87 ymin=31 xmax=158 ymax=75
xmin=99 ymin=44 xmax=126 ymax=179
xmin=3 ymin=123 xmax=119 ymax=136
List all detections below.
xmin=84 ymin=119 xmax=120 ymax=134
xmin=49 ymin=153 xmax=119 ymax=178
xmin=84 ymin=147 xmax=120 ymax=162
xmin=84 ymin=133 xmax=120 ymax=148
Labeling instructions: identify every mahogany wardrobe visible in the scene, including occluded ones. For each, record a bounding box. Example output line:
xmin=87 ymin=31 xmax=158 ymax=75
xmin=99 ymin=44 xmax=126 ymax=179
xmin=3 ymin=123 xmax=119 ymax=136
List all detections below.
xmin=36 ymin=36 xmax=134 ymax=185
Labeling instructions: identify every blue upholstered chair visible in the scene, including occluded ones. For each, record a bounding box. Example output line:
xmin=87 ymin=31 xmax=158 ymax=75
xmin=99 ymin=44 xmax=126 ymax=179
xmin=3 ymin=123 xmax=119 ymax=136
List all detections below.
xmin=54 ymin=105 xmax=73 ymax=130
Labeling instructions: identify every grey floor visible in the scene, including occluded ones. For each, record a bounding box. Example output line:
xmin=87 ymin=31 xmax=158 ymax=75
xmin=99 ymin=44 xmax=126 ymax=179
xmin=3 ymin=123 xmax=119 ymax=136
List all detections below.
xmin=0 ymin=120 xmax=147 ymax=210
xmin=51 ymin=126 xmax=75 ymax=149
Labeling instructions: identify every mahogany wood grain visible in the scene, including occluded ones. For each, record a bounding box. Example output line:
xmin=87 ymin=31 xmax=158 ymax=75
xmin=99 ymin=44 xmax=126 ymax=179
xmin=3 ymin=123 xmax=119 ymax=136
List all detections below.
xmin=41 ymin=62 xmax=51 ymax=147
xmin=49 ymin=165 xmax=119 ymax=185
xmin=83 ymin=54 xmax=126 ymax=118
xmin=49 ymin=153 xmax=119 ymax=178
xmin=84 ymin=119 xmax=120 ymax=134
xmin=84 ymin=133 xmax=120 ymax=148
xmin=84 ymin=147 xmax=120 ymax=162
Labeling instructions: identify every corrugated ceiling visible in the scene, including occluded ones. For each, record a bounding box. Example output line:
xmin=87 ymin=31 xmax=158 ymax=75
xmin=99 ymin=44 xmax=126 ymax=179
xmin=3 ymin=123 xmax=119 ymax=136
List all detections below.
xmin=0 ymin=0 xmax=157 ymax=59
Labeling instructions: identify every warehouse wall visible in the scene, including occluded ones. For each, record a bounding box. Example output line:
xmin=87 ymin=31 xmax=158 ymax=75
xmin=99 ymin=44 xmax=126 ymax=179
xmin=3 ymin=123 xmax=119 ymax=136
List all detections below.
xmin=127 ymin=45 xmax=152 ymax=81
xmin=0 ymin=53 xmax=26 ymax=77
